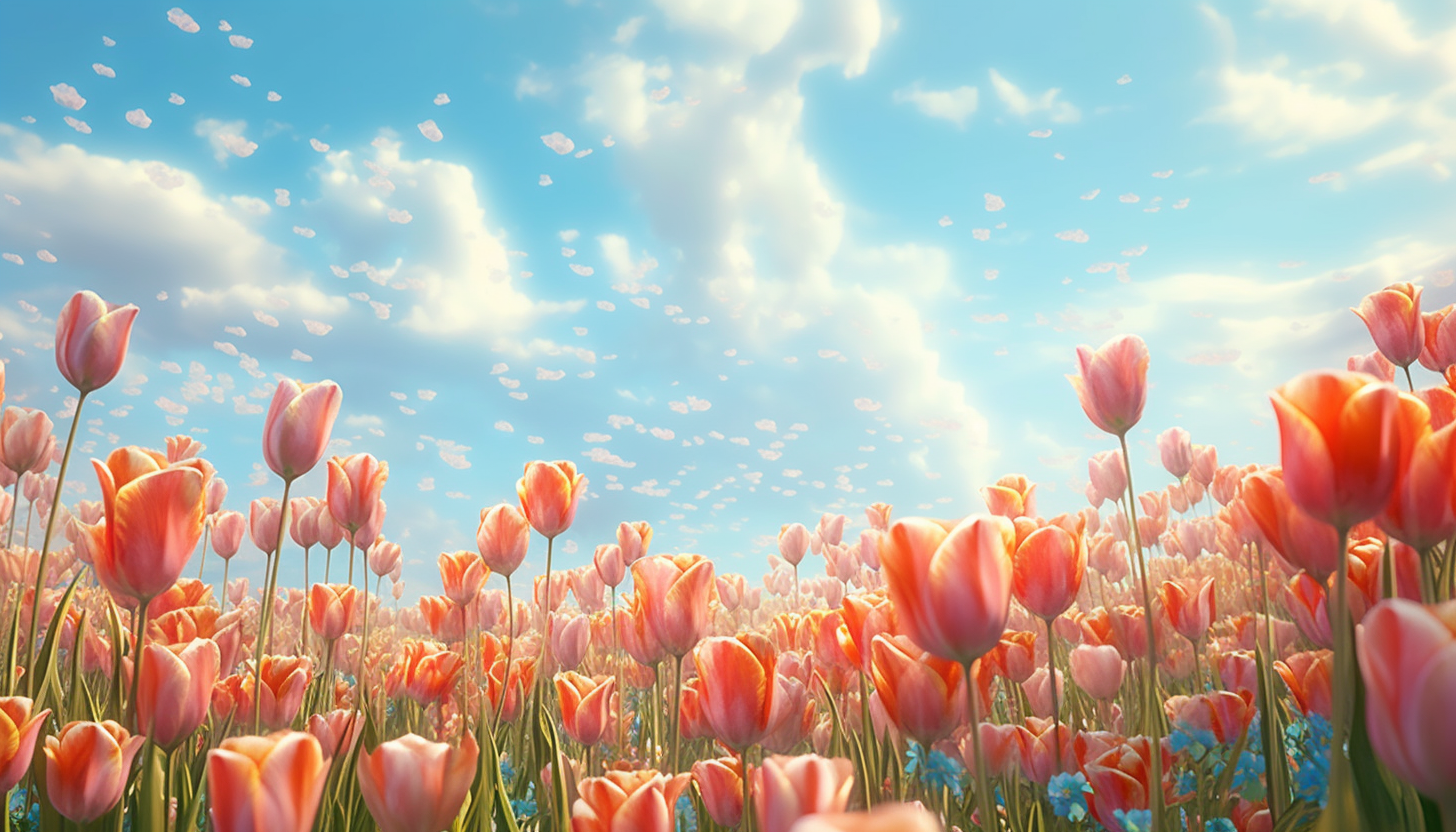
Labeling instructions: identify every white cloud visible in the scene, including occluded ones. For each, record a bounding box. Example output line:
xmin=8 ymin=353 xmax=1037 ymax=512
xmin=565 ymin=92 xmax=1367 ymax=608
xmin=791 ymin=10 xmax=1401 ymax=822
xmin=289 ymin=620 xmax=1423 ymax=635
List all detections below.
xmin=891 ymin=84 xmax=979 ymax=126
xmin=652 ymin=0 xmax=803 ymax=54
xmin=194 ymin=119 xmax=257 ymax=162
xmin=613 ymin=16 xmax=648 ymax=45
xmin=988 ymin=69 xmax=1080 ymax=123
xmin=1204 ymin=64 xmax=1397 ymax=154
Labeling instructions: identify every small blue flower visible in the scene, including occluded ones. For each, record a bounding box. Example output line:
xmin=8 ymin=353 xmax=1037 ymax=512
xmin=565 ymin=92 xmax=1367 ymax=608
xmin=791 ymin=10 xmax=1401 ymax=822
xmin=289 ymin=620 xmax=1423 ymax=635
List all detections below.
xmin=499 ymin=755 xmax=518 ymax=788
xmin=1048 ymin=772 xmax=1093 ymax=822
xmin=1114 ymin=808 xmax=1153 ymax=832
xmin=675 ymin=793 xmax=698 ymax=832
xmin=1206 ymin=819 xmax=1237 ymax=832
xmin=510 ymin=797 xmax=537 ymax=820
xmin=1285 ymin=713 xmax=1331 ymax=808
xmin=1174 ymin=770 xmax=1198 ymax=798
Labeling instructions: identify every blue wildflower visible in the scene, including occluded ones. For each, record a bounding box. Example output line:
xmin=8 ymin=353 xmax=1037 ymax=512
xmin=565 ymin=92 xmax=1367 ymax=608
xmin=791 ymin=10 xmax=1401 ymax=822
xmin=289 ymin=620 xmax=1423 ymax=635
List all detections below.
xmin=1285 ymin=713 xmax=1331 ymax=808
xmin=1048 ymin=772 xmax=1092 ymax=822
xmin=1206 ymin=819 xmax=1237 ymax=832
xmin=1114 ymin=808 xmax=1153 ymax=832
xmin=499 ymin=754 xmax=518 ymax=788
xmin=510 ymin=797 xmax=537 ymax=820
xmin=1174 ymin=770 xmax=1198 ymax=798
xmin=675 ymin=793 xmax=698 ymax=831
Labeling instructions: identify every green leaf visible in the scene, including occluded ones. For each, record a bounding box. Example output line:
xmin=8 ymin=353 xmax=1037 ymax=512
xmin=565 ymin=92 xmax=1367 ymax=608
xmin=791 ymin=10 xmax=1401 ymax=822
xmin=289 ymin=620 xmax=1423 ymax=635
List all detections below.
xmin=31 ymin=569 xmax=85 ymax=715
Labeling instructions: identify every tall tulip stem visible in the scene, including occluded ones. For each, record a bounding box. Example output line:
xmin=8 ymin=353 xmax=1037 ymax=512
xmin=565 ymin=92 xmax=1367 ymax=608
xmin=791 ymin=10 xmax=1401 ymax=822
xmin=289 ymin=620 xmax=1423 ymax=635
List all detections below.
xmin=253 ymin=477 xmax=293 ymax=734
xmin=541 ymin=536 xmax=556 ymax=690
xmin=22 ymin=389 xmax=87 ymax=695
xmin=4 ymin=478 xmax=21 ymax=549
xmin=127 ymin=597 xmax=151 ymax=729
xmin=1328 ymin=524 xmax=1355 ymax=830
xmin=964 ymin=661 xmax=998 ymax=832
xmin=1044 ymin=617 xmax=1065 ymax=773
xmin=1119 ymin=433 xmax=1165 ymax=832
xmin=494 ymin=575 xmax=515 ymax=730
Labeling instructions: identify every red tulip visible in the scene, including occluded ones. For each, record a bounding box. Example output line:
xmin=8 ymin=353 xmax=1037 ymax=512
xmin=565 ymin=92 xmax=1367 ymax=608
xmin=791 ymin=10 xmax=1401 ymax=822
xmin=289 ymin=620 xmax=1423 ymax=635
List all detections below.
xmin=44 ymin=720 xmax=144 ymax=823
xmin=137 ymin=638 xmax=219 ymax=749
xmin=0 ymin=407 xmax=54 ymax=476
xmin=54 ymin=290 xmax=139 ymax=394
xmin=572 ymin=769 xmax=691 ymax=832
xmin=0 ymin=697 xmax=51 ymax=793
xmin=1012 ymin=520 xmax=1087 ymax=621
xmin=207 ymin=731 xmax=328 ymax=832
xmin=357 ymin=732 xmax=479 ymax=832
xmin=1275 ymin=650 xmax=1334 ymax=718
xmin=1083 ymin=737 xmax=1174 ymax=832
xmin=1270 ymin=370 xmax=1403 ymax=529
xmin=879 ymin=515 xmax=1014 ymax=665
xmin=753 ymin=754 xmax=855 ymax=832
xmin=1353 ymin=281 xmax=1424 ymax=369
xmin=81 ymin=446 xmax=206 ymax=603
xmin=516 ymin=460 xmax=586 ymax=539
xmin=692 ymin=757 xmax=744 ymax=828
xmin=262 ymin=379 xmax=341 ymax=483
xmin=326 ymin=453 xmax=388 ymax=537
xmin=555 ymin=672 xmax=616 ymax=748
xmin=1357 ymin=599 xmax=1456 ymax=810
xmin=692 ymin=633 xmax=779 ymax=751
xmin=1159 ymin=576 xmax=1216 ymax=644
xmin=477 ymin=502 xmax=530 ymax=576
xmin=1068 ymin=334 xmax=1150 ymax=437
xmin=632 ymin=554 xmax=716 ymax=658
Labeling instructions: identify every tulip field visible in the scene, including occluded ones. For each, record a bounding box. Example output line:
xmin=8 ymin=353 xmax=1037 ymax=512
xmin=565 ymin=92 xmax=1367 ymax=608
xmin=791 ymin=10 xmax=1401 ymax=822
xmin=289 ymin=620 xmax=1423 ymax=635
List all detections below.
xmin=1 ymin=282 xmax=1455 ymax=832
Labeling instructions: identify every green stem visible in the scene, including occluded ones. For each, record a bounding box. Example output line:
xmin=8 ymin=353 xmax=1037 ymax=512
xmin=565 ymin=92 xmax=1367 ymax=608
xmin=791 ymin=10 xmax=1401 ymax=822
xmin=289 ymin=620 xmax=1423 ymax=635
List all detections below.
xmin=495 ymin=575 xmax=515 ymax=731
xmin=252 ymin=478 xmax=293 ymax=734
xmin=1328 ymin=524 xmax=1355 ymax=830
xmin=22 ymin=389 xmax=87 ymax=696
xmin=3 ymin=478 xmax=19 ymax=549
xmin=670 ymin=654 xmax=683 ymax=773
xmin=965 ymin=661 xmax=998 ymax=832
xmin=740 ymin=747 xmax=753 ymax=832
xmin=128 ymin=598 xmax=151 ymax=731
xmin=1044 ymin=617 xmax=1064 ymax=774
xmin=1119 ymin=433 xmax=1164 ymax=832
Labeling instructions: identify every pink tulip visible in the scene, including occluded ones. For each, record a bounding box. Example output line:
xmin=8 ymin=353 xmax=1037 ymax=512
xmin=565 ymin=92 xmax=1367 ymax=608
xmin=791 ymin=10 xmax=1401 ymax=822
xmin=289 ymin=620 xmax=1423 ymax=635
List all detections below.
xmin=754 ymin=754 xmax=855 ymax=832
xmin=326 ymin=453 xmax=388 ymax=537
xmin=212 ymin=510 xmax=246 ymax=559
xmin=632 ymin=554 xmax=716 ymax=658
xmin=262 ymin=379 xmax=342 ymax=483
xmin=44 ymin=720 xmax=144 ymax=823
xmin=357 ymin=732 xmax=479 ymax=832
xmin=617 ymin=520 xmax=653 ymax=563
xmin=786 ymin=803 xmax=943 ymax=832
xmin=1353 ymin=282 xmax=1424 ymax=369
xmin=477 ymin=502 xmax=530 ymax=576
xmin=137 ymin=638 xmax=219 ymax=749
xmin=250 ymin=497 xmax=283 ymax=553
xmin=1069 ymin=644 xmax=1125 ymax=701
xmin=816 ymin=513 xmax=847 ymax=547
xmin=1157 ymin=427 xmax=1193 ymax=479
xmin=1068 ymin=334 xmax=1150 ymax=437
xmin=572 ymin=769 xmax=691 ymax=832
xmin=289 ymin=497 xmax=320 ymax=549
xmin=593 ymin=543 xmax=626 ymax=587
xmin=0 ymin=407 xmax=54 ymax=476
xmin=54 ymin=290 xmax=139 ymax=394
xmin=368 ymin=537 xmax=402 ymax=578
xmin=1420 ymin=304 xmax=1456 ymax=373
xmin=778 ymin=523 xmax=810 ymax=566
xmin=208 ymin=731 xmax=328 ymax=832
xmin=692 ymin=757 xmax=744 ymax=828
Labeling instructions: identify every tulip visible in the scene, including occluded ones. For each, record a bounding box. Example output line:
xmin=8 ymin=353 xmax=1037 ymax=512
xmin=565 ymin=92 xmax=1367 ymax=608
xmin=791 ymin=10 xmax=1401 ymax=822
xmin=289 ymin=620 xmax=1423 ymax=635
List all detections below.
xmin=1068 ymin=334 xmax=1150 ymax=437
xmin=555 ymin=672 xmax=616 ymax=748
xmin=1420 ymin=304 xmax=1456 ymax=373
xmin=212 ymin=510 xmax=246 ymax=558
xmin=692 ymin=633 xmax=779 ymax=751
xmin=572 ymin=769 xmax=691 ymax=832
xmin=326 ymin=453 xmax=388 ymax=537
xmin=240 ymin=655 xmax=312 ymax=730
xmin=1069 ymin=643 xmax=1125 ymax=702
xmin=869 ymin=634 xmax=965 ymax=746
xmin=357 ymin=732 xmax=479 ymax=832
xmin=54 ymin=290 xmax=140 ymax=394
xmin=262 ymin=379 xmax=342 ymax=483
xmin=550 ymin=612 xmax=591 ymax=673
xmin=208 ymin=731 xmax=329 ymax=832
xmin=392 ymin=640 xmax=463 ymax=705
xmin=1159 ymin=576 xmax=1216 ymax=646
xmin=44 ymin=720 xmax=144 ymax=823
xmin=137 ymin=638 xmax=219 ymax=749
xmin=517 ymin=460 xmax=586 ymax=539
xmin=1240 ymin=470 xmax=1344 ymax=580
xmin=0 ymin=407 xmax=55 ymax=478
xmin=306 ymin=709 xmax=363 ymax=759
xmin=1353 ymin=281 xmax=1424 ymax=372
xmin=0 ymin=697 xmax=51 ymax=793
xmin=754 ymin=754 xmax=855 ymax=832
xmin=787 ymin=803 xmax=944 ymax=832
xmin=1157 ymin=427 xmax=1193 ymax=479
xmin=250 ymin=497 xmax=283 ymax=553
xmin=308 ymin=583 xmax=359 ymax=642
xmin=81 ymin=446 xmax=206 ymax=604
xmin=632 ymin=554 xmax=716 ymax=658
xmin=692 ymin=757 xmax=744 ymax=828
xmin=1379 ymin=422 xmax=1456 ymax=550
xmin=1013 ymin=520 xmax=1086 ymax=621
xmin=779 ymin=523 xmax=810 ymax=566
xmin=1275 ymin=650 xmax=1334 ymax=719
xmin=367 ymin=536 xmax=402 ymax=578
xmin=617 ymin=520 xmax=653 ymax=563
xmin=1082 ymin=738 xmax=1173 ymax=832
xmin=477 ymin=502 xmax=530 ymax=576
xmin=438 ymin=549 xmax=488 ymax=606
xmin=593 ymin=542 xmax=626 ymax=587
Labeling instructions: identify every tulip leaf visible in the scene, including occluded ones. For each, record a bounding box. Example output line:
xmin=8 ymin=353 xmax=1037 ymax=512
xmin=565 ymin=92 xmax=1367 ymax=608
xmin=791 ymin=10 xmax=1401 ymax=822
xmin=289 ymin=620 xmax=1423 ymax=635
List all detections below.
xmin=1348 ymin=668 xmax=1403 ymax=828
xmin=30 ymin=569 xmax=84 ymax=715
xmin=3 ymin=595 xmax=20 ymax=696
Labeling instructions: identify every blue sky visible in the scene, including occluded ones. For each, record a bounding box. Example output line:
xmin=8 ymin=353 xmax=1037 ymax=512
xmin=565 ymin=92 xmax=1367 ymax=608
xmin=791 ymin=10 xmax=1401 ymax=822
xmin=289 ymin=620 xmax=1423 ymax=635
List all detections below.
xmin=1 ymin=0 xmax=1453 ymax=600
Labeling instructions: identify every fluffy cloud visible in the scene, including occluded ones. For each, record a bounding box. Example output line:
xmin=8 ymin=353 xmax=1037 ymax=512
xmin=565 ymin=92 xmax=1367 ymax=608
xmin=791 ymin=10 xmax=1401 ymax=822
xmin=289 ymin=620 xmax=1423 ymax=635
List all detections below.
xmin=892 ymin=84 xmax=979 ymax=126
xmin=1205 ymin=65 xmax=1396 ymax=154
xmin=987 ymin=69 xmax=1080 ymax=123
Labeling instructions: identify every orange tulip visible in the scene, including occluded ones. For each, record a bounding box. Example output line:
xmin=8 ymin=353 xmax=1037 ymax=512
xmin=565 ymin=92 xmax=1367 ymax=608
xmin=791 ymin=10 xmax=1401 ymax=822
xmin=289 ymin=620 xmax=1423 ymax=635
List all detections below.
xmin=1158 ymin=576 xmax=1216 ymax=644
xmin=1240 ymin=469 xmax=1344 ymax=580
xmin=1379 ymin=422 xmax=1456 ymax=550
xmin=262 ymin=379 xmax=341 ymax=483
xmin=691 ymin=756 xmax=744 ymax=828
xmin=1352 ymin=281 xmax=1424 ymax=370
xmin=477 ymin=502 xmax=530 ymax=576
xmin=438 ymin=549 xmax=488 ymax=606
xmin=81 ymin=446 xmax=207 ymax=603
xmin=326 ymin=453 xmax=388 ymax=536
xmin=555 ymin=672 xmax=616 ymax=747
xmin=981 ymin=473 xmax=1037 ymax=519
xmin=616 ymin=520 xmax=653 ymax=564
xmin=631 ymin=554 xmax=717 ymax=658
xmin=1270 ymin=369 xmax=1404 ymax=529
xmin=207 ymin=731 xmax=328 ymax=832
xmin=0 ymin=697 xmax=51 ymax=792
xmin=869 ymin=634 xmax=965 ymax=746
xmin=753 ymin=754 xmax=855 ymax=832
xmin=137 ymin=638 xmax=219 ymax=749
xmin=516 ymin=460 xmax=586 ymax=539
xmin=54 ymin=290 xmax=139 ymax=394
xmin=1012 ymin=519 xmax=1087 ymax=621
xmin=240 ymin=655 xmax=312 ymax=730
xmin=44 ymin=720 xmax=144 ymax=823
xmin=572 ymin=769 xmax=691 ymax=832
xmin=391 ymin=640 xmax=463 ymax=705
xmin=357 ymin=732 xmax=479 ymax=832
xmin=1275 ymin=650 xmax=1334 ymax=719
xmin=880 ymin=515 xmax=1014 ymax=666
xmin=308 ymin=583 xmax=359 ymax=642
xmin=692 ymin=633 xmax=779 ymax=751
xmin=1068 ymin=334 xmax=1150 ymax=437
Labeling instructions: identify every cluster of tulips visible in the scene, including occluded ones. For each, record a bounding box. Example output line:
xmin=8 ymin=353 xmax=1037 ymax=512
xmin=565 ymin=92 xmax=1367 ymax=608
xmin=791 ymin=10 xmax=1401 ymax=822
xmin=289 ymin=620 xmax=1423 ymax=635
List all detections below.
xmin=2 ymin=282 xmax=1456 ymax=832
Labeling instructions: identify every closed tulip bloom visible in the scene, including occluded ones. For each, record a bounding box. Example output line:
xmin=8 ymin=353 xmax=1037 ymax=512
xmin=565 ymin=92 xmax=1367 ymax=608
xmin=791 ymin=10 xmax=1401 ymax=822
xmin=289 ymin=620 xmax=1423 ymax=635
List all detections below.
xmin=44 ymin=720 xmax=144 ymax=823
xmin=1270 ymin=369 xmax=1404 ymax=529
xmin=306 ymin=709 xmax=363 ymax=760
xmin=250 ymin=497 xmax=283 ymax=553
xmin=288 ymin=497 xmax=320 ymax=549
xmin=1349 ymin=349 xmax=1398 ymax=383
xmin=1353 ymin=281 xmax=1424 ymax=369
xmin=572 ymin=769 xmax=691 ymax=832
xmin=880 ymin=515 xmax=1015 ymax=665
xmin=438 ymin=549 xmax=488 ymax=606
xmin=1420 ymin=304 xmax=1456 ymax=373
xmin=1069 ymin=643 xmax=1125 ymax=702
xmin=262 ymin=380 xmax=342 ymax=483
xmin=632 ymin=554 xmax=717 ymax=658
xmin=779 ymin=523 xmax=810 ymax=566
xmin=211 ymin=510 xmax=246 ymax=560
xmin=309 ymin=583 xmax=359 ymax=641
xmin=208 ymin=731 xmax=328 ymax=832
xmin=1240 ymin=470 xmax=1344 ymax=580
xmin=242 ymin=655 xmax=312 ymax=730
xmin=692 ymin=757 xmax=744 ymax=828
xmin=367 ymin=537 xmax=402 ymax=579
xmin=205 ymin=475 xmax=229 ymax=516
xmin=869 ymin=634 xmax=965 ymax=746
xmin=137 ymin=638 xmax=219 ymax=749
xmin=556 ymin=672 xmax=616 ymax=747
xmin=1068 ymin=334 xmax=1150 ymax=437
xmin=0 ymin=698 xmax=51 ymax=793
xmin=551 ymin=612 xmax=592 ymax=673
xmin=357 ymin=732 xmax=479 ymax=832
xmin=82 ymin=446 xmax=206 ymax=603
xmin=326 ymin=453 xmax=388 ymax=535
xmin=1157 ymin=427 xmax=1194 ymax=479
xmin=517 ymin=460 xmax=586 ymax=539
xmin=1379 ymin=422 xmax=1456 ymax=550
xmin=1012 ymin=520 xmax=1087 ymax=621
xmin=1088 ymin=450 xmax=1128 ymax=508
xmin=616 ymin=520 xmax=653 ymax=564
xmin=54 ymin=290 xmax=140 ymax=394
xmin=1159 ymin=577 xmax=1216 ymax=644
xmin=754 ymin=754 xmax=856 ymax=832
xmin=1357 ymin=599 xmax=1456 ymax=811
xmin=1275 ymin=650 xmax=1334 ymax=718
xmin=692 ymin=633 xmax=779 ymax=751
xmin=594 ymin=543 xmax=626 ymax=587
xmin=477 ymin=502 xmax=530 ymax=576
xmin=0 ymin=407 xmax=55 ymax=475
